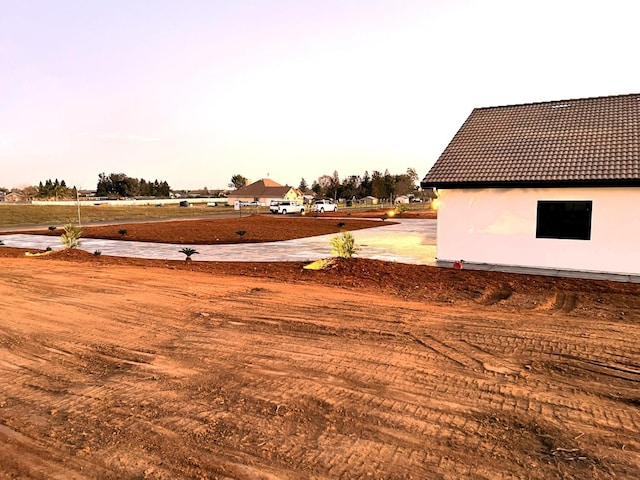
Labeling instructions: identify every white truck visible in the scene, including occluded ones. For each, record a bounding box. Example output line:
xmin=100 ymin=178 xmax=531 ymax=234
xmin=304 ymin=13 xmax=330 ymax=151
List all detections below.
xmin=311 ymin=199 xmax=338 ymax=213
xmin=269 ymin=199 xmax=305 ymax=215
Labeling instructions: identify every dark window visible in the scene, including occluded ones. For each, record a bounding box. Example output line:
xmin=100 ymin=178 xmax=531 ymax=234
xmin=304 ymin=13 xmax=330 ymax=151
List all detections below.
xmin=536 ymin=201 xmax=592 ymax=240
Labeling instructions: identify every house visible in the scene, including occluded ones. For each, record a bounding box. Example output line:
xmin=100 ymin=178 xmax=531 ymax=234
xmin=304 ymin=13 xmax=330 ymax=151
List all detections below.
xmin=226 ymin=178 xmax=303 ymax=206
xmin=3 ymin=192 xmax=27 ymax=203
xmin=421 ymin=93 xmax=640 ymax=276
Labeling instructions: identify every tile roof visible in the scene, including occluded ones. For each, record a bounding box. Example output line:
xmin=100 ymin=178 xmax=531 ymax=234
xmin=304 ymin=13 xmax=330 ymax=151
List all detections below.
xmin=421 ymin=93 xmax=640 ymax=188
xmin=227 ymin=179 xmax=292 ymax=198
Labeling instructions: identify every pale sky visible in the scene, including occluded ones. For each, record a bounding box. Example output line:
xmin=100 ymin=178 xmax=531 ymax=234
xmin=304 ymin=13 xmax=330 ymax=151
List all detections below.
xmin=1 ymin=0 xmax=638 ymax=191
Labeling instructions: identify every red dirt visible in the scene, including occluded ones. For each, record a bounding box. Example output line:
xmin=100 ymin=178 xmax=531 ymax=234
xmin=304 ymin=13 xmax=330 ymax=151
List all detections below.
xmin=1 ymin=212 xmax=639 ymax=479
xmin=14 ymin=214 xmax=391 ymax=244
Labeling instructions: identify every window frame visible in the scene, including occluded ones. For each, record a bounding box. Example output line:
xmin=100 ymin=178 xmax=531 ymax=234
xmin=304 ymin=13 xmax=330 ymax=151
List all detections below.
xmin=535 ymin=200 xmax=593 ymax=241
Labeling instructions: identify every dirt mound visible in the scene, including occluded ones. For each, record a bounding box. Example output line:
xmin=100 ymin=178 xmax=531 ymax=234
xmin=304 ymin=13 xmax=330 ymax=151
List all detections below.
xmin=47 ymin=248 xmax=98 ymax=260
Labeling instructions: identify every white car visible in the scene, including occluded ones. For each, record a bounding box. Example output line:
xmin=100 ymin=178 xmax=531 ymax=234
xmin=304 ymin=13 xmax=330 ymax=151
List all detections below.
xmin=312 ymin=199 xmax=338 ymax=213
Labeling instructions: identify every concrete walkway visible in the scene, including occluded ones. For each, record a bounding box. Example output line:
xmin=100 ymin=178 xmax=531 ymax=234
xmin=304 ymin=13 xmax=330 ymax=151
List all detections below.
xmin=0 ymin=219 xmax=438 ymax=265
xmin=2 ymin=218 xmax=638 ymax=282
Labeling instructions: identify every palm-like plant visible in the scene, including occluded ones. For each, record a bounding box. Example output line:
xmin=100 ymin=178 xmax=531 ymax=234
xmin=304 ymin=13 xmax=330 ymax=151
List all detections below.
xmin=179 ymin=247 xmax=199 ymax=261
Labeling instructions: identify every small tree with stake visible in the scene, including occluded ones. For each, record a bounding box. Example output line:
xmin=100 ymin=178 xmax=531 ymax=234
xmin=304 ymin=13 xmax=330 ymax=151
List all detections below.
xmin=330 ymin=231 xmax=359 ymax=259
xmin=60 ymin=223 xmax=83 ymax=249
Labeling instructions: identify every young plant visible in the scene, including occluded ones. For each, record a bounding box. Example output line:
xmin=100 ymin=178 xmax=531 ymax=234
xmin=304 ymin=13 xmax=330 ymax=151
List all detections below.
xmin=94 ymin=250 xmax=102 ymax=256
xmin=179 ymin=247 xmax=199 ymax=262
xmin=235 ymin=230 xmax=246 ymax=237
xmin=330 ymin=231 xmax=359 ymax=259
xmin=60 ymin=223 xmax=83 ymax=249
xmin=48 ymin=225 xmax=57 ymax=231
xmin=118 ymin=228 xmax=128 ymax=236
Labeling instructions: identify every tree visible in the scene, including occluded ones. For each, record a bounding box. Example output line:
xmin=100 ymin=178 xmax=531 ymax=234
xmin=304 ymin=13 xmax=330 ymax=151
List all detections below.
xmin=394 ymin=171 xmax=417 ymax=197
xmin=406 ymin=167 xmax=419 ymax=184
xmin=60 ymin=223 xmax=83 ymax=249
xmin=359 ymin=171 xmax=372 ymax=198
xmin=298 ymin=178 xmax=308 ymax=192
xmin=371 ymin=170 xmax=385 ymax=199
xmin=340 ymin=175 xmax=361 ymax=200
xmin=23 ymin=185 xmax=38 ymax=200
xmin=157 ymin=181 xmax=171 ymax=197
xmin=229 ymin=174 xmax=248 ymax=190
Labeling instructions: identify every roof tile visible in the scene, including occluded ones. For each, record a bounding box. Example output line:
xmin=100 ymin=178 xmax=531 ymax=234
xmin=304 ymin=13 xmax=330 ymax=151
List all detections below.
xmin=422 ymin=93 xmax=640 ymax=187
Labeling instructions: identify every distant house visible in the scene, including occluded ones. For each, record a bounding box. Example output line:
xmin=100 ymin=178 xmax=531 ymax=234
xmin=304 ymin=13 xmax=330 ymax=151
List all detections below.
xmin=421 ymin=93 xmax=640 ymax=276
xmin=361 ymin=196 xmax=379 ymax=205
xmin=226 ymin=178 xmax=303 ymax=206
xmin=4 ymin=192 xmax=27 ymax=203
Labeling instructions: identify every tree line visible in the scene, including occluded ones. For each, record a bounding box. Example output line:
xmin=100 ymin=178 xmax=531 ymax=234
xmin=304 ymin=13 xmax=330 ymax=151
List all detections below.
xmin=37 ymin=179 xmax=77 ymax=199
xmin=96 ymin=173 xmax=171 ymax=198
xmin=228 ymin=168 xmax=423 ymax=201
xmin=6 ymin=167 xmax=425 ymax=201
xmin=307 ymin=168 xmax=420 ymax=201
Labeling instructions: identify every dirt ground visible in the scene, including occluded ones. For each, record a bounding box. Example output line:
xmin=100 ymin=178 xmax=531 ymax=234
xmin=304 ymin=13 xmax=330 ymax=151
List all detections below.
xmin=1 ymin=212 xmax=639 ymax=479
xmin=13 ymin=214 xmax=398 ymax=245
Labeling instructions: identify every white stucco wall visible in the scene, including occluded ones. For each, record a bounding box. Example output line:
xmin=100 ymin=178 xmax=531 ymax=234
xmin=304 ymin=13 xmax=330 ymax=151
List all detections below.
xmin=436 ymin=187 xmax=640 ymax=275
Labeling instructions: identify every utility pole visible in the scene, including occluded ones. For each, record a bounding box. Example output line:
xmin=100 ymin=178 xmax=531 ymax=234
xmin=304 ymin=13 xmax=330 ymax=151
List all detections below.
xmin=76 ymin=187 xmax=82 ymax=226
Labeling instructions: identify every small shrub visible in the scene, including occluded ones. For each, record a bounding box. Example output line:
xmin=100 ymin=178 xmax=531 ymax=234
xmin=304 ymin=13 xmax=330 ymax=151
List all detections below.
xmin=45 ymin=246 xmax=52 ymax=252
xmin=0 ymin=240 xmax=4 ymax=246
xmin=48 ymin=225 xmax=57 ymax=231
xmin=330 ymin=231 xmax=359 ymax=259
xmin=118 ymin=228 xmax=128 ymax=236
xmin=179 ymin=247 xmax=199 ymax=261
xmin=337 ymin=222 xmax=345 ymax=228
xmin=235 ymin=230 xmax=246 ymax=237
xmin=60 ymin=223 xmax=83 ymax=249
xmin=94 ymin=250 xmax=102 ymax=256
xmin=395 ymin=203 xmax=408 ymax=214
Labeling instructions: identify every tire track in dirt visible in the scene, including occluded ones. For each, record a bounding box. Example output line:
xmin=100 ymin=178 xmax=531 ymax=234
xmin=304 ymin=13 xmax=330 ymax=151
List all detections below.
xmin=1 ymin=261 xmax=639 ymax=478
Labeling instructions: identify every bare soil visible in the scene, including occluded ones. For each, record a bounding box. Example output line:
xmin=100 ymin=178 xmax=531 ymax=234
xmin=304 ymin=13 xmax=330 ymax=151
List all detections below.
xmin=14 ymin=214 xmax=394 ymax=244
xmin=1 ymin=212 xmax=639 ymax=479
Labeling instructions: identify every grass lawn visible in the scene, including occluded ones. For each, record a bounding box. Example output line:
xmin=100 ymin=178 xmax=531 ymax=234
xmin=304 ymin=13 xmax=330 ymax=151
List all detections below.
xmin=0 ymin=203 xmax=240 ymax=227
xmin=0 ymin=202 xmax=430 ymax=228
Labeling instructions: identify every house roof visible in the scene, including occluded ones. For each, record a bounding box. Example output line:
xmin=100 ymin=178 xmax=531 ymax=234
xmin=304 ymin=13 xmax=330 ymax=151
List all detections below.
xmin=421 ymin=93 xmax=640 ymax=188
xmin=227 ymin=179 xmax=294 ymax=198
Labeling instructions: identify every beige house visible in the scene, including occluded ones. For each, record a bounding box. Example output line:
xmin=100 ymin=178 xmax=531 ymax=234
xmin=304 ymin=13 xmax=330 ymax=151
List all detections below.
xmin=226 ymin=178 xmax=303 ymax=206
xmin=3 ymin=192 xmax=27 ymax=203
xmin=422 ymin=93 xmax=640 ymax=276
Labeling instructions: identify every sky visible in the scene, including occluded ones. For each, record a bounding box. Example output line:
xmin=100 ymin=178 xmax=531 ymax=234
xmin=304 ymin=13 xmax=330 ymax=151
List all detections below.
xmin=1 ymin=0 xmax=639 ymax=191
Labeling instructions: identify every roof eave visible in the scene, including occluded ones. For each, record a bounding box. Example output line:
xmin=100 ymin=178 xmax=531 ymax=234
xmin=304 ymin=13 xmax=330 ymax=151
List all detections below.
xmin=420 ymin=178 xmax=640 ymax=190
